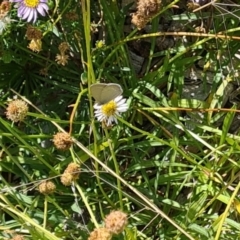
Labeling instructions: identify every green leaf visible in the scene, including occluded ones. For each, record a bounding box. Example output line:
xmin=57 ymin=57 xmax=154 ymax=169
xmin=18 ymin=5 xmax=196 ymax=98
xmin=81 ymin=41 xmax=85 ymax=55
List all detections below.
xmin=125 ymin=227 xmax=138 ymax=240
xmin=187 ymin=192 xmax=208 ymax=222
xmin=219 ymin=105 xmax=236 ymax=145
xmin=188 ymin=223 xmax=211 ymax=238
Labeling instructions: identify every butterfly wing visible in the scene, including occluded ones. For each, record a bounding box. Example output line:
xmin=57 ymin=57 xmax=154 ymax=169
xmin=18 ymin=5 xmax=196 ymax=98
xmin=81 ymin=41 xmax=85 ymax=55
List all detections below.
xmin=90 ymin=83 xmax=123 ymax=104
xmin=90 ymin=83 xmax=107 ymax=103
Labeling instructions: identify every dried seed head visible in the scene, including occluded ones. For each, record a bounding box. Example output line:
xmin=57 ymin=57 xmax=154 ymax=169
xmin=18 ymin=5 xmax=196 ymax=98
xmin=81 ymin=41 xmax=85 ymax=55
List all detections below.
xmin=137 ymin=0 xmax=161 ymax=16
xmin=195 ymin=26 xmax=206 ymax=33
xmin=187 ymin=0 xmax=209 ymax=10
xmin=55 ymin=53 xmax=69 ymax=66
xmin=28 ymin=39 xmax=42 ymax=52
xmin=26 ymin=25 xmax=43 ymax=40
xmin=0 ymin=1 xmax=11 ymax=15
xmin=6 ymin=99 xmax=28 ymax=122
xmin=11 ymin=235 xmax=25 ymax=240
xmin=39 ymin=68 xmax=48 ymax=76
xmin=53 ymin=132 xmax=73 ymax=150
xmin=104 ymin=210 xmax=128 ymax=234
xmin=64 ymin=162 xmax=81 ymax=179
xmin=38 ymin=181 xmax=56 ymax=194
xmin=187 ymin=1 xmax=200 ymax=10
xmin=88 ymin=227 xmax=112 ymax=240
xmin=61 ymin=162 xmax=80 ymax=186
xmin=131 ymin=13 xmax=148 ymax=30
xmin=132 ymin=0 xmax=161 ymax=29
xmin=58 ymin=42 xmax=69 ymax=54
xmin=61 ymin=172 xmax=74 ymax=186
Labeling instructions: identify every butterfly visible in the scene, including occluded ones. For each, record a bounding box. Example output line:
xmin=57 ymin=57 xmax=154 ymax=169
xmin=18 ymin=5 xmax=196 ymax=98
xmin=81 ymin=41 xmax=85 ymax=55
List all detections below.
xmin=90 ymin=83 xmax=123 ymax=104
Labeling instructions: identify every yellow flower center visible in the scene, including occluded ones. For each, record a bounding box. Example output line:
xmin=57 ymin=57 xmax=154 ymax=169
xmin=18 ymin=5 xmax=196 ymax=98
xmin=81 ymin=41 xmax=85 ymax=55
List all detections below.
xmin=24 ymin=0 xmax=39 ymax=8
xmin=101 ymin=101 xmax=117 ymax=117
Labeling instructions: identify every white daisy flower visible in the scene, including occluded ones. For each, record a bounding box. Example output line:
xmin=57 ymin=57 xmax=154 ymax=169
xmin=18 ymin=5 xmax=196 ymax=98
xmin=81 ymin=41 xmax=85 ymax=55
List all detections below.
xmin=93 ymin=95 xmax=128 ymax=126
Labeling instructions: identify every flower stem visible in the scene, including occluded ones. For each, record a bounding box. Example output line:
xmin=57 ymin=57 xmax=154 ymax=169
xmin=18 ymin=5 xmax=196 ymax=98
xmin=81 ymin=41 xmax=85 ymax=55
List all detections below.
xmin=104 ymin=129 xmax=123 ymax=210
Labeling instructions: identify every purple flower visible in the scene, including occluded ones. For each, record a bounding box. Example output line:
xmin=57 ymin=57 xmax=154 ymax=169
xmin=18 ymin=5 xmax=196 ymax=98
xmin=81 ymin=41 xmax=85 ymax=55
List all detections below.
xmin=10 ymin=0 xmax=49 ymax=23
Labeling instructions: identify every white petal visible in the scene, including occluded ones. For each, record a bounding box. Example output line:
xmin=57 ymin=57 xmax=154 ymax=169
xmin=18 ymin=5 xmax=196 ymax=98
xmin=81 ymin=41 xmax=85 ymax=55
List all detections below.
xmin=93 ymin=103 xmax=102 ymax=109
xmin=117 ymin=98 xmax=127 ymax=105
xmin=114 ymin=95 xmax=123 ymax=102
xmin=117 ymin=104 xmax=128 ymax=112
xmin=27 ymin=9 xmax=34 ymax=22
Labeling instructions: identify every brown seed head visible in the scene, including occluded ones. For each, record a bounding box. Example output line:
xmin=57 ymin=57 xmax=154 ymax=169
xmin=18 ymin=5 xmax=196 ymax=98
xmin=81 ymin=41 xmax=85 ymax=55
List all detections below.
xmin=26 ymin=25 xmax=43 ymax=40
xmin=53 ymin=132 xmax=72 ymax=150
xmin=88 ymin=227 xmax=112 ymax=240
xmin=104 ymin=210 xmax=128 ymax=234
xmin=61 ymin=163 xmax=80 ymax=186
xmin=64 ymin=162 xmax=80 ymax=179
xmin=55 ymin=53 xmax=69 ymax=66
xmin=137 ymin=0 xmax=161 ymax=16
xmin=132 ymin=0 xmax=161 ymax=29
xmin=0 ymin=1 xmax=11 ymax=15
xmin=138 ymin=0 xmax=161 ymax=15
xmin=39 ymin=68 xmax=48 ymax=76
xmin=11 ymin=235 xmax=25 ymax=240
xmin=6 ymin=99 xmax=28 ymax=122
xmin=61 ymin=172 xmax=74 ymax=186
xmin=195 ymin=26 xmax=206 ymax=33
xmin=58 ymin=42 xmax=69 ymax=54
xmin=38 ymin=181 xmax=56 ymax=194
xmin=131 ymin=13 xmax=148 ymax=30
xmin=187 ymin=2 xmax=200 ymax=10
